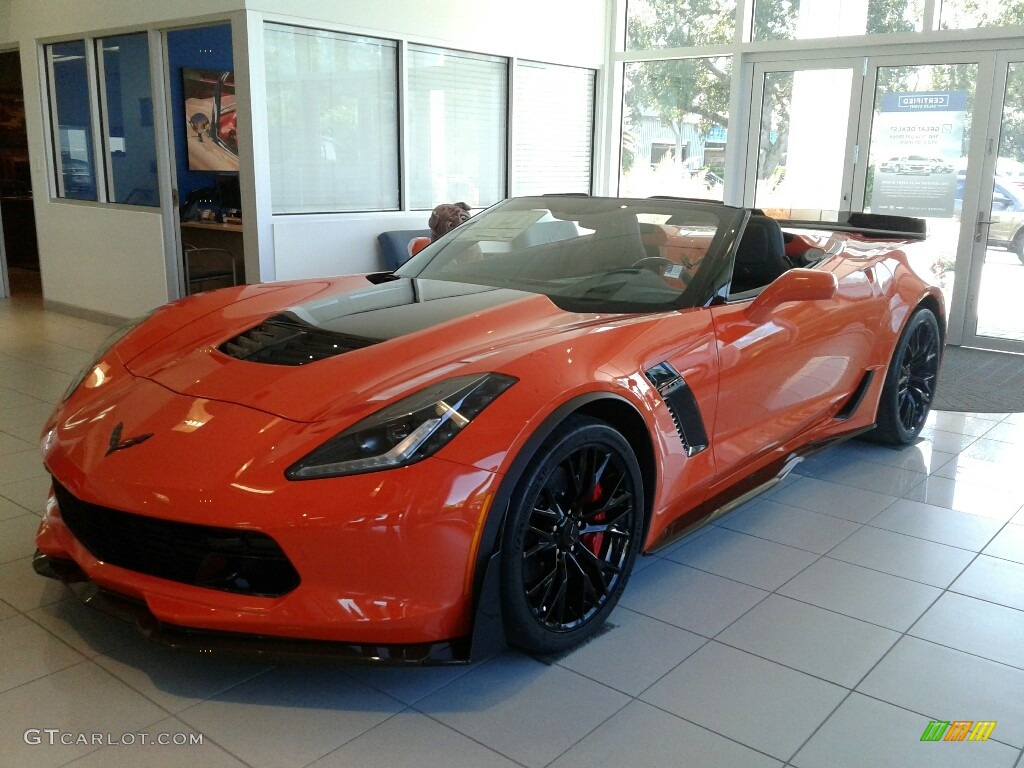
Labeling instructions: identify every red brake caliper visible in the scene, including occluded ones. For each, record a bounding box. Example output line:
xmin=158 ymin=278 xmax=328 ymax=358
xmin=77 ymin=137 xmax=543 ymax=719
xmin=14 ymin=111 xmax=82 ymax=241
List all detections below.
xmin=582 ymin=483 xmax=605 ymax=555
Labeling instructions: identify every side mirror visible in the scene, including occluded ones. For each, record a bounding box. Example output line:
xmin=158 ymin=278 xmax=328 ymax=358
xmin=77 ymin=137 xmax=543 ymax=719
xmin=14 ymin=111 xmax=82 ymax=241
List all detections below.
xmin=745 ymin=268 xmax=838 ymax=322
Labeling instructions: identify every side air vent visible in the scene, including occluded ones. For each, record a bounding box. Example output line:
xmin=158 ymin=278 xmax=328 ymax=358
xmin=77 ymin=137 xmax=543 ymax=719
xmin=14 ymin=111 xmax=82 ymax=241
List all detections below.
xmin=835 ymin=370 xmax=875 ymax=420
xmin=219 ymin=314 xmax=378 ymax=366
xmin=644 ymin=362 xmax=709 ymax=457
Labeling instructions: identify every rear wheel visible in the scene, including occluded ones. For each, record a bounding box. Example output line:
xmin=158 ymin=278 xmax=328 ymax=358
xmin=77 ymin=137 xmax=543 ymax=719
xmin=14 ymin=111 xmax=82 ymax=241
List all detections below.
xmin=871 ymin=307 xmax=941 ymax=445
xmin=500 ymin=416 xmax=643 ymax=654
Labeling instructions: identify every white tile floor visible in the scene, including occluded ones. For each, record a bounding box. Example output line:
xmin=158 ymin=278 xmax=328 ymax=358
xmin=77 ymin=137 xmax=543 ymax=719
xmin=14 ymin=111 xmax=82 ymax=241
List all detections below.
xmin=1 ymin=294 xmax=1023 ymax=768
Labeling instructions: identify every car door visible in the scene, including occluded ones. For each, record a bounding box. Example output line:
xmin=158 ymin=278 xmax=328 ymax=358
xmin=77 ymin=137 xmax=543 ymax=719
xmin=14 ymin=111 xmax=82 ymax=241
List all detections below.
xmin=707 ymin=262 xmax=883 ymax=488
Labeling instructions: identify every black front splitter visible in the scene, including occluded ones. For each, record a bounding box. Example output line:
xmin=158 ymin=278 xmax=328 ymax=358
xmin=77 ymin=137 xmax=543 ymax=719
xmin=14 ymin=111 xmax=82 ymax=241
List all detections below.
xmin=32 ymin=551 xmax=472 ymax=666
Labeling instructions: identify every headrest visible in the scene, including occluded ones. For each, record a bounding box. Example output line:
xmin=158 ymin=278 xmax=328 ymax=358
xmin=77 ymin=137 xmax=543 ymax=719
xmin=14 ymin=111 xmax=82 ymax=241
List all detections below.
xmin=736 ymin=215 xmax=785 ymax=266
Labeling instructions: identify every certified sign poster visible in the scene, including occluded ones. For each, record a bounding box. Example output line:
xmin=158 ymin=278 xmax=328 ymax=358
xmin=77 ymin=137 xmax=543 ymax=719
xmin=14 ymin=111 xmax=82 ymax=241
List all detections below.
xmin=870 ymin=91 xmax=967 ymax=218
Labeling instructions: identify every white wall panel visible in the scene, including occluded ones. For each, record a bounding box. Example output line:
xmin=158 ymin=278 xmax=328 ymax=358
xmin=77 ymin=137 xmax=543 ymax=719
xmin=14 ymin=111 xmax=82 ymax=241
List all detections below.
xmin=37 ymin=204 xmax=168 ymax=317
xmin=272 ymin=211 xmax=427 ymax=280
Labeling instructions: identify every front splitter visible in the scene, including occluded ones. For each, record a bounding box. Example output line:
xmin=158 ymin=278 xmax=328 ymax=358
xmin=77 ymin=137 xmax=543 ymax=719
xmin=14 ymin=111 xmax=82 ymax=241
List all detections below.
xmin=32 ymin=551 xmax=472 ymax=666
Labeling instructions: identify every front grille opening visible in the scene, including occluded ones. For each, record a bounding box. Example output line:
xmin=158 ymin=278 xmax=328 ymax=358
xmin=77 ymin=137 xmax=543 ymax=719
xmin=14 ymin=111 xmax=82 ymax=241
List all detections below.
xmin=54 ymin=481 xmax=300 ymax=597
xmin=219 ymin=313 xmax=378 ymax=366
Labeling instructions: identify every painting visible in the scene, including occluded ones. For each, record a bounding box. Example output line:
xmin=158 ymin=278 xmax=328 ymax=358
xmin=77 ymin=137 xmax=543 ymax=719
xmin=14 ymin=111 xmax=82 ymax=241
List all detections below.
xmin=182 ymin=67 xmax=239 ymax=172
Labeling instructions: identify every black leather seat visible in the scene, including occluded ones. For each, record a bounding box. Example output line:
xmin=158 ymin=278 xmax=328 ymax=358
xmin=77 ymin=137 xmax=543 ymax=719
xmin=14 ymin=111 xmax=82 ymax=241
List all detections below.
xmin=731 ymin=215 xmax=790 ymax=293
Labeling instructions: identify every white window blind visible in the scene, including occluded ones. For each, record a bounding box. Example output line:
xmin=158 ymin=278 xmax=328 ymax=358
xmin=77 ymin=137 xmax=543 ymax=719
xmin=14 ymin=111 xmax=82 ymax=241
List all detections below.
xmin=264 ymin=24 xmax=399 ymax=213
xmin=513 ymin=61 xmax=595 ymax=196
xmin=406 ymin=45 xmax=507 ymax=210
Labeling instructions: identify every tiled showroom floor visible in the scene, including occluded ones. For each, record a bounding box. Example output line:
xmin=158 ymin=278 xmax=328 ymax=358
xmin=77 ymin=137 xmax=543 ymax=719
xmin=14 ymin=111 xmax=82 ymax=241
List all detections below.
xmin=2 ymin=294 xmax=1024 ymax=768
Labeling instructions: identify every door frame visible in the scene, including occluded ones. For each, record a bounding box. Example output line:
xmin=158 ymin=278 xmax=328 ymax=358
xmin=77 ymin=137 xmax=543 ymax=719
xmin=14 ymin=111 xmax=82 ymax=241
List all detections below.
xmin=851 ymin=51 xmax=996 ymax=351
xmin=0 ymin=45 xmax=21 ymax=300
xmin=958 ymin=50 xmax=1024 ymax=354
xmin=741 ymin=46 xmax=1023 ymax=352
xmin=743 ymin=58 xmax=867 ymax=214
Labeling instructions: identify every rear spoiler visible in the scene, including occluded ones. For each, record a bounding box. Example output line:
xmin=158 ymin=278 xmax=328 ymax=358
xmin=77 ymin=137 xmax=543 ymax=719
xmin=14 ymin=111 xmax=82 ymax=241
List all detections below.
xmin=777 ymin=212 xmax=927 ymax=240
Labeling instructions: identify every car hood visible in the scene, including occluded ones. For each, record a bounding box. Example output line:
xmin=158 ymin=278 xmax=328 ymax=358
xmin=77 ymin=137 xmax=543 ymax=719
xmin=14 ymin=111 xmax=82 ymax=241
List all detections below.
xmin=126 ymin=276 xmax=617 ymax=422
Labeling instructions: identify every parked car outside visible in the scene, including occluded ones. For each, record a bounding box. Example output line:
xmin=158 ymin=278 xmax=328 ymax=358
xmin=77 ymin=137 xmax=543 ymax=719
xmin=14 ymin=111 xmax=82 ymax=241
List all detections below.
xmin=955 ymin=173 xmax=1024 ymax=263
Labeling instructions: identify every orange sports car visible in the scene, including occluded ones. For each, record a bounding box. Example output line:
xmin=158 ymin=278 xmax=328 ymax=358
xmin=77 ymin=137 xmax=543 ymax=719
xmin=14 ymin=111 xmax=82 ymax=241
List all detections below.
xmin=33 ymin=196 xmax=943 ymax=663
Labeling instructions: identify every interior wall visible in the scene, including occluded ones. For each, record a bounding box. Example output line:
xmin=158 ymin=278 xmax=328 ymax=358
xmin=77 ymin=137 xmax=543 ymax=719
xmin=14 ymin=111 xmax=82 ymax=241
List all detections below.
xmin=251 ymin=0 xmax=607 ymax=67
xmin=5 ymin=0 xmax=610 ymax=317
xmin=255 ymin=0 xmax=609 ymax=281
xmin=6 ymin=0 xmax=246 ymax=319
xmin=37 ymin=205 xmax=169 ymax=316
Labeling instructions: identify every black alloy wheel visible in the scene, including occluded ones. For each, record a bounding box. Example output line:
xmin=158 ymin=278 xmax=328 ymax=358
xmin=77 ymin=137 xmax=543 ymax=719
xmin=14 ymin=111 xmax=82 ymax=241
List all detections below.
xmin=872 ymin=307 xmax=941 ymax=445
xmin=500 ymin=416 xmax=643 ymax=654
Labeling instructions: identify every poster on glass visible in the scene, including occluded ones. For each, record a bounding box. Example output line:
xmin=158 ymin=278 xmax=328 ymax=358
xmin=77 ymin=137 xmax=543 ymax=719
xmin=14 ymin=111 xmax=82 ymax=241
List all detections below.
xmin=182 ymin=67 xmax=239 ymax=172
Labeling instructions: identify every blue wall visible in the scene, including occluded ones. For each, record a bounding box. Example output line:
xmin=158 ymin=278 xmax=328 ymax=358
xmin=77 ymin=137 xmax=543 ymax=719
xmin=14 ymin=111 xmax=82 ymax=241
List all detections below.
xmin=166 ymin=24 xmax=234 ymax=203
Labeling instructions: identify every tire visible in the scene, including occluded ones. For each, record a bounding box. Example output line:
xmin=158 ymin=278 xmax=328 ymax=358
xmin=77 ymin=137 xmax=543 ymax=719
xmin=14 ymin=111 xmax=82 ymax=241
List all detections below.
xmin=500 ymin=415 xmax=644 ymax=654
xmin=1012 ymin=230 xmax=1024 ymax=265
xmin=871 ymin=307 xmax=941 ymax=445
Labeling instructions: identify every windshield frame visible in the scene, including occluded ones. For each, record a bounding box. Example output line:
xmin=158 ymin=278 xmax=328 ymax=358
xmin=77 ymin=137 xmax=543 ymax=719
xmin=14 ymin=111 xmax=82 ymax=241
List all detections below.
xmin=394 ymin=196 xmax=747 ymax=314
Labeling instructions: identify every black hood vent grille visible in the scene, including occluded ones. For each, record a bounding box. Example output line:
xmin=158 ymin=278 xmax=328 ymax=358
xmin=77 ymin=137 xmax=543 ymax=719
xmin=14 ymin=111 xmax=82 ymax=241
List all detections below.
xmin=219 ymin=314 xmax=379 ymax=366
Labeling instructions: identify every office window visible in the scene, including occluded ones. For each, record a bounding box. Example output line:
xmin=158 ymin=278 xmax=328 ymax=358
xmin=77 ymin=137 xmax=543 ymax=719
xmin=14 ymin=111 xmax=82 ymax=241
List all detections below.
xmin=264 ymin=24 xmax=399 ymax=213
xmin=45 ymin=41 xmax=97 ymax=201
xmin=97 ymin=33 xmax=159 ymax=206
xmin=406 ymin=45 xmax=507 ymax=210
xmin=626 ymin=0 xmax=737 ymax=49
xmin=513 ymin=61 xmax=595 ymax=196
xmin=939 ymin=0 xmax=1024 ymax=29
xmin=620 ymin=57 xmax=731 ymax=201
xmin=752 ymin=0 xmax=924 ymax=40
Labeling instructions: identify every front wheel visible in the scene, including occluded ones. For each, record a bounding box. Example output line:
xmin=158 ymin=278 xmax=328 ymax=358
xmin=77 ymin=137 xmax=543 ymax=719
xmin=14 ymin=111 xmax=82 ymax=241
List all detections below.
xmin=871 ymin=307 xmax=941 ymax=445
xmin=500 ymin=416 xmax=644 ymax=655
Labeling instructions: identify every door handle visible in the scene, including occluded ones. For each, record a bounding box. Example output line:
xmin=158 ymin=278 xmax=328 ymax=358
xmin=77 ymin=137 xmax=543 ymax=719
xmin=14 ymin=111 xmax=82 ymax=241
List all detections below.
xmin=975 ymin=212 xmax=997 ymax=242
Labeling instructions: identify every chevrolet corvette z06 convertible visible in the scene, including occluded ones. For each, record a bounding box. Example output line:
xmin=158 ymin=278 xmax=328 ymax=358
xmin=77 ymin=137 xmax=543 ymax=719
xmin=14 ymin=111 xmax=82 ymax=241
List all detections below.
xmin=34 ymin=196 xmax=944 ymax=663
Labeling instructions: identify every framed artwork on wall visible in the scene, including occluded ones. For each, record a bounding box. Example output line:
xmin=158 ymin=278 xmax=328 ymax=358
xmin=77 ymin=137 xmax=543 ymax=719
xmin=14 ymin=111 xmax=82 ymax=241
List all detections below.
xmin=182 ymin=67 xmax=239 ymax=172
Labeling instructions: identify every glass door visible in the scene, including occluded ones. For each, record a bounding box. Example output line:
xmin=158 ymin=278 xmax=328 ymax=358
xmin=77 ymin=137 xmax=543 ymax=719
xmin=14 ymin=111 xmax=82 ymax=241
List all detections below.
xmin=745 ymin=60 xmax=864 ymax=218
xmin=855 ymin=58 xmax=980 ymax=317
xmin=961 ymin=55 xmax=1024 ymax=352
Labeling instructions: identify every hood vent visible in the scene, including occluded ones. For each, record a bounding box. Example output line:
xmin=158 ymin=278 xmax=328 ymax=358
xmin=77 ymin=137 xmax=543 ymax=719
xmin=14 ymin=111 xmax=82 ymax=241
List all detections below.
xmin=219 ymin=314 xmax=378 ymax=366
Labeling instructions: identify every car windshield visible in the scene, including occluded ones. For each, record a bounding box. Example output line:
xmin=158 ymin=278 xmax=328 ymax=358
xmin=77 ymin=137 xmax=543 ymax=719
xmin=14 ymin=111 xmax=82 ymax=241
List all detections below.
xmin=395 ymin=196 xmax=744 ymax=313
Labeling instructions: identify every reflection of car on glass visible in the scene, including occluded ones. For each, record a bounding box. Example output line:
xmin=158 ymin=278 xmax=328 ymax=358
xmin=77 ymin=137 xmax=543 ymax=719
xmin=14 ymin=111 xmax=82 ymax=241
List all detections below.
xmin=955 ymin=174 xmax=1024 ymax=263
xmin=33 ymin=196 xmax=945 ymax=662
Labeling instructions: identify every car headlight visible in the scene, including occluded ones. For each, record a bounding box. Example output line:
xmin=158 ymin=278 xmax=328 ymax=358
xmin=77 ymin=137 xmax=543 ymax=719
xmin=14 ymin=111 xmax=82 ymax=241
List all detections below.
xmin=286 ymin=372 xmax=517 ymax=480
xmin=63 ymin=312 xmax=153 ymax=401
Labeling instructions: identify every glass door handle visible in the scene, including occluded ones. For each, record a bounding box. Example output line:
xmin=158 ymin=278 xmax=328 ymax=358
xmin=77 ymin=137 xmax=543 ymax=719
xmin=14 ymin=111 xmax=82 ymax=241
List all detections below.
xmin=975 ymin=215 xmax=995 ymax=242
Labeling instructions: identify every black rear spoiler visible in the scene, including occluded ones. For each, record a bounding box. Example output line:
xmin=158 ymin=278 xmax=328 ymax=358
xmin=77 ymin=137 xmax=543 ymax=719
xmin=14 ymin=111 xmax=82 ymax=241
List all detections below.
xmin=777 ymin=212 xmax=927 ymax=240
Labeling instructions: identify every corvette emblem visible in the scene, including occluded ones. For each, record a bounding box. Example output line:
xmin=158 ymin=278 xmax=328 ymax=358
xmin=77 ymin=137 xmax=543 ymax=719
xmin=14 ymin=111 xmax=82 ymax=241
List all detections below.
xmin=105 ymin=422 xmax=153 ymax=457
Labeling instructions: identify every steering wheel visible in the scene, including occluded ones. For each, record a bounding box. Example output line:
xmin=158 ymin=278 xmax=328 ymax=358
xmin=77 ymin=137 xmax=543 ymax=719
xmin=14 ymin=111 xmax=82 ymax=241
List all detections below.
xmin=630 ymin=256 xmax=678 ymax=271
xmin=630 ymin=256 xmax=692 ymax=285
